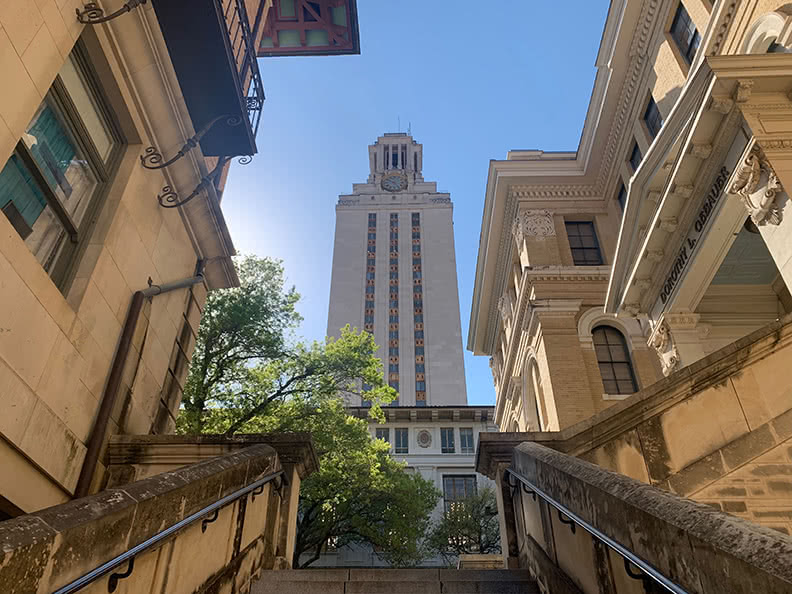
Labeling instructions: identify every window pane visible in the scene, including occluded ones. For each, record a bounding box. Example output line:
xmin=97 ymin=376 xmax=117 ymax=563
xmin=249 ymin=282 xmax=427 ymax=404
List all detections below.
xmin=0 ymin=154 xmax=68 ymax=272
xmin=23 ymin=101 xmax=97 ymax=227
xmin=58 ymin=55 xmax=114 ymax=163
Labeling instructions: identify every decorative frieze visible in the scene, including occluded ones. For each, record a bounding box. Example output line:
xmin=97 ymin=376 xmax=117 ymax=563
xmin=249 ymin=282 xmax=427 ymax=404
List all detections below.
xmin=659 ymin=217 xmax=678 ymax=233
xmin=512 ymin=209 xmax=556 ymax=242
xmin=729 ymin=144 xmax=783 ymax=226
xmin=497 ymin=292 xmax=513 ymax=323
xmin=649 ymin=319 xmax=680 ymax=376
xmin=690 ymin=144 xmax=713 ymax=160
xmin=709 ymin=96 xmax=734 ymax=114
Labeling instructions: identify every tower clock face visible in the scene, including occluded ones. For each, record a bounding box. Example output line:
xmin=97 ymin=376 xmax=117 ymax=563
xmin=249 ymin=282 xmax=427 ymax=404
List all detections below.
xmin=381 ymin=174 xmax=407 ymax=192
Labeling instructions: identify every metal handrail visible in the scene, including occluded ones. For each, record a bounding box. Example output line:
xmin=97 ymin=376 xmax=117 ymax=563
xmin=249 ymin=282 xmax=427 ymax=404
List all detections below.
xmin=505 ymin=467 xmax=688 ymax=594
xmin=54 ymin=469 xmax=284 ymax=594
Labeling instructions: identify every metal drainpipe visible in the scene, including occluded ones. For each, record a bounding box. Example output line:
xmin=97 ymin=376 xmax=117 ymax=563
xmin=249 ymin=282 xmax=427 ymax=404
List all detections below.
xmin=73 ymin=264 xmax=206 ymax=498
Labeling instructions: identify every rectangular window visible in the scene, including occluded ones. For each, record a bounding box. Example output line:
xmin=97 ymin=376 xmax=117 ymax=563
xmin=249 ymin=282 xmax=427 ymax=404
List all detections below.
xmin=441 ymin=428 xmax=455 ymax=453
xmin=670 ymin=2 xmax=701 ymax=65
xmin=390 ymin=258 xmax=398 ymax=265
xmin=366 ymin=300 xmax=374 ymax=309
xmin=460 ymin=428 xmax=474 ymax=454
xmin=395 ymin=428 xmax=408 ymax=453
xmin=643 ymin=96 xmax=663 ymax=138
xmin=389 ymin=363 xmax=398 ymax=373
xmin=442 ymin=475 xmax=477 ymax=512
xmin=415 ymin=364 xmax=425 ymax=373
xmin=412 ymin=245 xmax=420 ymax=252
xmin=389 ymin=347 xmax=398 ymax=356
xmin=366 ymin=286 xmax=375 ymax=294
xmin=629 ymin=142 xmax=642 ymax=171
xmin=389 ymin=330 xmax=399 ymax=339
xmin=0 ymin=46 xmax=122 ymax=287
xmin=617 ymin=184 xmax=627 ymax=211
xmin=375 ymin=427 xmax=390 ymax=444
xmin=414 ymin=330 xmax=424 ymax=339
xmin=415 ymin=346 xmax=424 ymax=356
xmin=565 ymin=221 xmax=603 ymax=266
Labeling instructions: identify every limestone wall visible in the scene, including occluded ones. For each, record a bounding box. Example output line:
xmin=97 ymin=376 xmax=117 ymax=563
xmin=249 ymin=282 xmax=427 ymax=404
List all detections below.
xmin=0 ymin=443 xmax=299 ymax=594
xmin=0 ymin=1 xmax=233 ymax=512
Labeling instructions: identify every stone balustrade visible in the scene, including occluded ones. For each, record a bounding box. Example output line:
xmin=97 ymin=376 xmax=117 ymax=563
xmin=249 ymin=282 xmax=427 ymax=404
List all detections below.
xmin=0 ymin=434 xmax=316 ymax=594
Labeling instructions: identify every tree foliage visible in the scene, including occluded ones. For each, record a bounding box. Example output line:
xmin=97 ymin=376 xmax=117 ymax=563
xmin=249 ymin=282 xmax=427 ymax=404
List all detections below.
xmin=426 ymin=487 xmax=501 ymax=562
xmin=247 ymin=398 xmax=439 ymax=567
xmin=178 ymin=255 xmax=439 ymax=567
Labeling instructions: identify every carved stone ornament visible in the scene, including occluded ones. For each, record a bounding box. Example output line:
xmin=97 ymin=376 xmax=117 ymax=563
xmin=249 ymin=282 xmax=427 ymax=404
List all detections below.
xmin=417 ymin=430 xmax=432 ymax=448
xmin=621 ymin=302 xmax=641 ymax=317
xmin=649 ymin=319 xmax=680 ymax=376
xmin=513 ymin=210 xmax=555 ymax=243
xmin=497 ymin=293 xmax=513 ymax=322
xmin=729 ymin=144 xmax=783 ymax=226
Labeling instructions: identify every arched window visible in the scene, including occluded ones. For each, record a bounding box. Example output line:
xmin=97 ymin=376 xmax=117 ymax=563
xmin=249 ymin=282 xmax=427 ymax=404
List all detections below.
xmin=522 ymin=358 xmax=546 ymax=431
xmin=593 ymin=326 xmax=638 ymax=395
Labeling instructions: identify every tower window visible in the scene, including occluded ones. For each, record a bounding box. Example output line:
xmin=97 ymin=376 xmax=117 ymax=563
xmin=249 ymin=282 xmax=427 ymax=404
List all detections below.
xmin=565 ymin=221 xmax=603 ymax=266
xmin=670 ymin=2 xmax=701 ymax=65
xmin=392 ymin=150 xmax=398 ymax=169
xmin=593 ymin=326 xmax=638 ymax=394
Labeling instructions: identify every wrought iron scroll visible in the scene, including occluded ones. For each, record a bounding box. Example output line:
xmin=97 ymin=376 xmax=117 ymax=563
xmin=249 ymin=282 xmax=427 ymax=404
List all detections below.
xmin=157 ymin=156 xmax=230 ymax=209
xmin=141 ymin=115 xmax=242 ymax=170
xmin=201 ymin=509 xmax=219 ymax=533
xmin=107 ymin=557 xmax=134 ymax=593
xmin=77 ymin=0 xmax=147 ymax=24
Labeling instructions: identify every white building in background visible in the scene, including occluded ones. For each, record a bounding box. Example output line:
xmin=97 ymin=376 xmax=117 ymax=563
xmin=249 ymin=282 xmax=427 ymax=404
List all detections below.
xmin=312 ymin=404 xmax=497 ymax=567
xmin=326 ymin=133 xmax=467 ymax=406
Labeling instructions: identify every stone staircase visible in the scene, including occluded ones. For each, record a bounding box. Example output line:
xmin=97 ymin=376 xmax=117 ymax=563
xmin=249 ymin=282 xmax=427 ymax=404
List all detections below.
xmin=252 ymin=568 xmax=539 ymax=593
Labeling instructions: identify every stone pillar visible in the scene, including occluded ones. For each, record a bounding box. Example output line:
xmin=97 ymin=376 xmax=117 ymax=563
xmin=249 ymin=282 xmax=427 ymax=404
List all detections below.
xmin=534 ymin=302 xmax=596 ymax=430
xmin=495 ymin=464 xmax=520 ymax=569
xmin=276 ymin=464 xmax=302 ymax=565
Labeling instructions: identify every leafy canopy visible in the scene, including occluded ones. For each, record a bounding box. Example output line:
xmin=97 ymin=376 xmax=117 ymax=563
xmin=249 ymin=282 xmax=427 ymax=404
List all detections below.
xmin=425 ymin=487 xmax=501 ymax=563
xmin=178 ymin=255 xmax=439 ymax=567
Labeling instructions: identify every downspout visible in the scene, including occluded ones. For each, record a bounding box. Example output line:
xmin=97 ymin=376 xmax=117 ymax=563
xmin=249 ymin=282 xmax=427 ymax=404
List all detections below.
xmin=73 ymin=263 xmax=206 ymax=498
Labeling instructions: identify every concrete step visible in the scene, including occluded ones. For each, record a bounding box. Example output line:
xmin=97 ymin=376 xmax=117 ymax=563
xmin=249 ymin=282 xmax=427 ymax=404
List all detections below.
xmin=252 ymin=568 xmax=539 ymax=594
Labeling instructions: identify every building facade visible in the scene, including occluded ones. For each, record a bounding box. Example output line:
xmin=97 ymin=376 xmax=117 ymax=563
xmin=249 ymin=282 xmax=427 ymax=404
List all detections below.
xmin=311 ymin=404 xmax=497 ymax=567
xmin=327 ymin=133 xmax=468 ymax=407
xmin=470 ymin=0 xmax=792 ymax=591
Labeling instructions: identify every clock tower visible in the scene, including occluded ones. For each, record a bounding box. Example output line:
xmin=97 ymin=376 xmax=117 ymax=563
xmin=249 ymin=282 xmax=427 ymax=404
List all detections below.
xmin=327 ymin=133 xmax=468 ymax=406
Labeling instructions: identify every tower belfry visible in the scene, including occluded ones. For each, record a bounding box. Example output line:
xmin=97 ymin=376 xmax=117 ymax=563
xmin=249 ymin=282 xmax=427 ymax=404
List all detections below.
xmin=328 ymin=133 xmax=467 ymax=406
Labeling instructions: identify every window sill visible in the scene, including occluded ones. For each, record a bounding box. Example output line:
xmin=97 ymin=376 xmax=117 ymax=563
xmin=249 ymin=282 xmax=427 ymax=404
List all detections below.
xmin=602 ymin=393 xmax=633 ymax=401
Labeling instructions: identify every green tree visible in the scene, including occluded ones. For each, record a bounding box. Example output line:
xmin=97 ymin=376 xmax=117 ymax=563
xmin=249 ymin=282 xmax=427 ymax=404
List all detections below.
xmin=180 ymin=255 xmax=301 ymax=433
xmin=426 ymin=487 xmax=501 ymax=563
xmin=244 ymin=398 xmax=439 ymax=567
xmin=179 ymin=255 xmax=439 ymax=566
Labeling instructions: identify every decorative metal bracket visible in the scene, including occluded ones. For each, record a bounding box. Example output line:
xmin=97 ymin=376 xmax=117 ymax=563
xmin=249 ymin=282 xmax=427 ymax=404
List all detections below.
xmin=77 ymin=0 xmax=147 ymax=24
xmin=251 ymin=484 xmax=265 ymax=502
xmin=201 ymin=509 xmax=219 ymax=533
xmin=140 ymin=115 xmax=242 ymax=170
xmin=521 ymin=483 xmax=537 ymax=502
xmin=272 ymin=477 xmax=285 ymax=500
xmin=157 ymin=154 xmax=252 ymax=208
xmin=506 ymin=473 xmax=519 ymax=496
xmin=624 ymin=559 xmax=652 ymax=588
xmin=107 ymin=557 xmax=135 ymax=592
xmin=557 ymin=510 xmax=576 ymax=534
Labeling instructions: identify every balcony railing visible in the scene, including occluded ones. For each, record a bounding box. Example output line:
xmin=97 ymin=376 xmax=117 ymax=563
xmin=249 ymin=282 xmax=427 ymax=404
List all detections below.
xmin=153 ymin=0 xmax=266 ymax=156
xmin=221 ymin=0 xmax=264 ymax=138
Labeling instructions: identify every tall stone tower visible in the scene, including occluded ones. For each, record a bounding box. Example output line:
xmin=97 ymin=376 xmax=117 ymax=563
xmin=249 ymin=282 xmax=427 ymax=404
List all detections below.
xmin=327 ymin=133 xmax=467 ymax=406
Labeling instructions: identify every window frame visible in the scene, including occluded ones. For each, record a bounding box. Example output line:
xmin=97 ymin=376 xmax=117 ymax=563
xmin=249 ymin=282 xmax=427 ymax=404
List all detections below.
xmin=459 ymin=428 xmax=474 ymax=454
xmin=593 ymin=325 xmax=639 ymax=395
xmin=668 ymin=2 xmax=701 ymax=68
xmin=2 ymin=41 xmax=125 ymax=291
xmin=440 ymin=427 xmax=455 ymax=453
xmin=375 ymin=427 xmax=390 ymax=444
xmin=643 ymin=96 xmax=664 ymax=139
xmin=442 ymin=474 xmax=477 ymax=512
xmin=565 ymin=221 xmax=604 ymax=266
xmin=629 ymin=141 xmax=643 ymax=172
xmin=394 ymin=428 xmax=408 ymax=453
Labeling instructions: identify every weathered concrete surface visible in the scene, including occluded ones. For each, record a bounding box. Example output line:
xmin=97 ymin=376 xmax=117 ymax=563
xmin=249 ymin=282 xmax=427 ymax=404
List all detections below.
xmin=0 ymin=438 xmax=316 ymax=594
xmin=512 ymin=441 xmax=792 ymax=594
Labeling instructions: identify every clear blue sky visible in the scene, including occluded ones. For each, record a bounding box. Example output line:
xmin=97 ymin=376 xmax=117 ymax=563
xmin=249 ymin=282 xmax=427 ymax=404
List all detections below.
xmin=221 ymin=1 xmax=609 ymax=406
